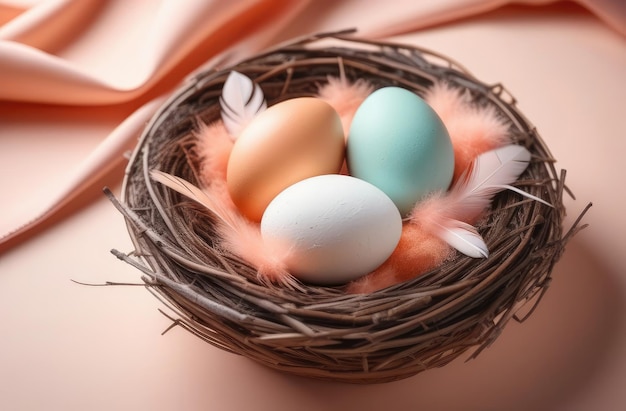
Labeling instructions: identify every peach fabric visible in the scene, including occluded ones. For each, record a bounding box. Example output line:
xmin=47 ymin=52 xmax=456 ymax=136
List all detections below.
xmin=1 ymin=1 xmax=625 ymax=410
xmin=0 ymin=0 xmax=624 ymax=251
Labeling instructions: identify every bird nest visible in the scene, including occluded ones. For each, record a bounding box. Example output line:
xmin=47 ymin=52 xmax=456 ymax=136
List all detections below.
xmin=108 ymin=30 xmax=587 ymax=384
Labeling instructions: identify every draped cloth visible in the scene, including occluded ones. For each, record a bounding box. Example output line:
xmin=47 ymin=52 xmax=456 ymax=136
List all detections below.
xmin=0 ymin=0 xmax=624 ymax=252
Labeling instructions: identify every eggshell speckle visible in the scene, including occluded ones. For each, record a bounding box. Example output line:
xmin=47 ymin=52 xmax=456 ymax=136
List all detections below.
xmin=227 ymin=98 xmax=345 ymax=222
xmin=347 ymin=87 xmax=455 ymax=216
xmin=260 ymin=174 xmax=402 ymax=285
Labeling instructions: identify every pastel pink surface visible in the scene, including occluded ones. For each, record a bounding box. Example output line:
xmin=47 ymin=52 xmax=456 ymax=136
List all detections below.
xmin=1 ymin=2 xmax=625 ymax=411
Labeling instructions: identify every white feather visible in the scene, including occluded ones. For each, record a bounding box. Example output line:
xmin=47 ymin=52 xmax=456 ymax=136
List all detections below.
xmin=411 ymin=144 xmax=552 ymax=259
xmin=447 ymin=144 xmax=543 ymax=221
xmin=435 ymin=219 xmax=489 ymax=258
xmin=219 ymin=71 xmax=267 ymax=138
xmin=488 ymin=184 xmax=553 ymax=207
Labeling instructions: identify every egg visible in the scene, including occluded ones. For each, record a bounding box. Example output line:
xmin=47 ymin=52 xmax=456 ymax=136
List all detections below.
xmin=260 ymin=174 xmax=402 ymax=285
xmin=347 ymin=87 xmax=455 ymax=216
xmin=227 ymin=97 xmax=345 ymax=221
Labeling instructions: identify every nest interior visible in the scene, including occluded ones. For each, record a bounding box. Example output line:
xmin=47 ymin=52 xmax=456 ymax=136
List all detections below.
xmin=109 ymin=31 xmax=584 ymax=384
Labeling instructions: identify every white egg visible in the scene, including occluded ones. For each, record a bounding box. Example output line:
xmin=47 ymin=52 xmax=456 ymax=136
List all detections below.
xmin=260 ymin=174 xmax=402 ymax=285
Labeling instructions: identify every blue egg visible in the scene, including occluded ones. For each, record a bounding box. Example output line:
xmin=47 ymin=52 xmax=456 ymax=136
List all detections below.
xmin=347 ymin=87 xmax=454 ymax=216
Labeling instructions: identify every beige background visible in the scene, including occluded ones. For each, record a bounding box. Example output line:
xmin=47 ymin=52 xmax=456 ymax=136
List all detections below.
xmin=1 ymin=2 xmax=625 ymax=410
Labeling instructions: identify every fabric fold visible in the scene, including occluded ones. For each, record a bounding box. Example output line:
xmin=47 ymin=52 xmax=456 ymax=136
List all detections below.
xmin=0 ymin=0 xmax=623 ymax=253
xmin=0 ymin=40 xmax=135 ymax=103
xmin=0 ymin=0 xmax=103 ymax=50
xmin=0 ymin=0 xmax=311 ymax=104
xmin=0 ymin=96 xmax=166 ymax=252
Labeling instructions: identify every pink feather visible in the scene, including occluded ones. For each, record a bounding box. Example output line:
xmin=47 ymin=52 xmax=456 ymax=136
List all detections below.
xmin=424 ymin=81 xmax=511 ymax=183
xmin=150 ymin=170 xmax=294 ymax=286
xmin=195 ymin=120 xmax=234 ymax=187
xmin=317 ymin=76 xmax=373 ymax=175
xmin=317 ymin=76 xmax=374 ymax=137
xmin=177 ymin=74 xmax=293 ymax=286
xmin=347 ymin=221 xmax=454 ymax=294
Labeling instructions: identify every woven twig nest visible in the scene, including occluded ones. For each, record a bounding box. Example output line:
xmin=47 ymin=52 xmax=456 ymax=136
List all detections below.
xmin=109 ymin=30 xmax=586 ymax=384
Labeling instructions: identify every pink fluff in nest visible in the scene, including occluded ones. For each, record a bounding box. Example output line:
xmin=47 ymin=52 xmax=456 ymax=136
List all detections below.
xmin=189 ymin=120 xmax=294 ymax=286
xmin=195 ymin=120 xmax=236 ymax=210
xmin=317 ymin=76 xmax=373 ymax=137
xmin=151 ymin=169 xmax=294 ymax=287
xmin=195 ymin=119 xmax=238 ymax=212
xmin=348 ymin=193 xmax=460 ymax=294
xmin=317 ymin=76 xmax=373 ymax=174
xmin=347 ymin=189 xmax=488 ymax=294
xmin=215 ymin=199 xmax=294 ymax=287
xmin=347 ymin=221 xmax=454 ymax=294
xmin=424 ymin=81 xmax=511 ymax=183
xmin=195 ymin=120 xmax=234 ymax=185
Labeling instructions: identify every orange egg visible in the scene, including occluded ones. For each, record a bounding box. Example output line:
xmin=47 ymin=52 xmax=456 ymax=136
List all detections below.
xmin=226 ymin=97 xmax=345 ymax=222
